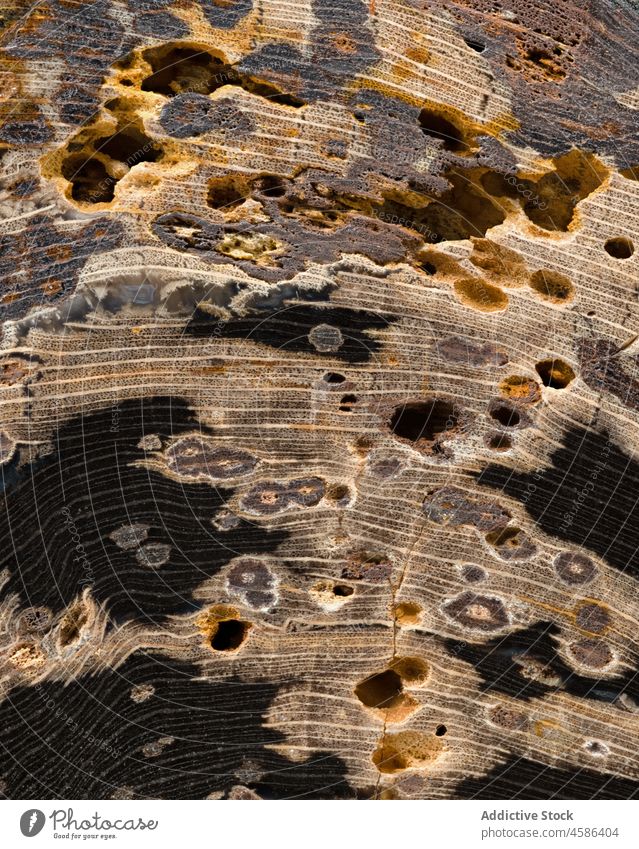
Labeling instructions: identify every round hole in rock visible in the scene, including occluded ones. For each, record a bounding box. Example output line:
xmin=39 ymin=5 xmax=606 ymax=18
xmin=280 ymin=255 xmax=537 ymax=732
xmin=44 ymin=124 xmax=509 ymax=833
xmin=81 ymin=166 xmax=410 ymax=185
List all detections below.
xmin=486 ymin=431 xmax=512 ymax=451
xmin=355 ymin=669 xmax=403 ymax=709
xmin=326 ymin=483 xmax=352 ymax=506
xmin=211 ymin=619 xmax=250 ymax=651
xmin=535 ymin=358 xmax=575 ymax=389
xmin=489 ymin=403 xmax=520 ymax=428
xmin=418 ymin=108 xmax=465 ymax=152
xmin=584 ymin=740 xmax=609 ymax=757
xmin=389 ymin=399 xmax=457 ymax=442
xmin=253 ymin=174 xmax=288 ymax=197
xmin=339 ymin=394 xmax=357 ymax=412
xmin=207 ymin=175 xmax=248 ymax=210
xmin=604 ymin=237 xmax=634 ymax=259
xmin=323 ymin=372 xmax=346 ymax=384
xmin=435 ymin=724 xmax=448 ymax=737
xmin=332 ymin=583 xmax=354 ymax=597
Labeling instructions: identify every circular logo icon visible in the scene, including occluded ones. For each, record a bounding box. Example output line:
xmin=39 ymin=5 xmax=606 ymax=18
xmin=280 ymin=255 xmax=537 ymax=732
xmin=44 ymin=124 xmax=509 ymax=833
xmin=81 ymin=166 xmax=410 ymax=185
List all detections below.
xmin=20 ymin=809 xmax=45 ymax=837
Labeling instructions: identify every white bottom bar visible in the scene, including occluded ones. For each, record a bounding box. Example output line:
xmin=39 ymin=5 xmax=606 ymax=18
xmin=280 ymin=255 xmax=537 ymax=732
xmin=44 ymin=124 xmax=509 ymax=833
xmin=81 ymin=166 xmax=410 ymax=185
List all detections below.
xmin=0 ymin=799 xmax=636 ymax=849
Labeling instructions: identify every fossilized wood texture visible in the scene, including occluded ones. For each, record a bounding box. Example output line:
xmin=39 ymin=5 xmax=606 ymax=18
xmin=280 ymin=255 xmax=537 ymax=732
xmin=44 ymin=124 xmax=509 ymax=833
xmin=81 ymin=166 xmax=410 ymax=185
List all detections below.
xmin=0 ymin=0 xmax=639 ymax=801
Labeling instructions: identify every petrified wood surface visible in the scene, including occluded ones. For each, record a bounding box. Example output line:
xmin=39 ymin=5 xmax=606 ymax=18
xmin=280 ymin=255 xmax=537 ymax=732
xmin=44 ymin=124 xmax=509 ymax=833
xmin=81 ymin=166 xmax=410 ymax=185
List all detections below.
xmin=0 ymin=0 xmax=638 ymax=800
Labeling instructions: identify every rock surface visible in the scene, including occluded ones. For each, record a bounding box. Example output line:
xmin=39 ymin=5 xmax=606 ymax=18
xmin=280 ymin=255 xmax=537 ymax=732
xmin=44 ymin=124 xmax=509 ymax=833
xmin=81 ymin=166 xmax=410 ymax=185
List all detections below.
xmin=0 ymin=0 xmax=638 ymax=799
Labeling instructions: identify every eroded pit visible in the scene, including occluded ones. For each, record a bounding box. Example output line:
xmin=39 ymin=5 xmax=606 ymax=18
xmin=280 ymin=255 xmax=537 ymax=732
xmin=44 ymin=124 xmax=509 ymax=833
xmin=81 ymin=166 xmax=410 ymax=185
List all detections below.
xmin=355 ymin=656 xmax=429 ymax=722
xmin=211 ymin=618 xmax=250 ymax=651
xmin=418 ymin=108 xmax=466 ymax=152
xmin=389 ymin=398 xmax=459 ymax=451
xmin=355 ymin=669 xmax=403 ymax=710
xmin=140 ymin=42 xmax=305 ymax=106
xmin=56 ymin=100 xmax=162 ymax=205
xmin=535 ymin=358 xmax=576 ymax=389
xmin=372 ymin=731 xmax=443 ymax=774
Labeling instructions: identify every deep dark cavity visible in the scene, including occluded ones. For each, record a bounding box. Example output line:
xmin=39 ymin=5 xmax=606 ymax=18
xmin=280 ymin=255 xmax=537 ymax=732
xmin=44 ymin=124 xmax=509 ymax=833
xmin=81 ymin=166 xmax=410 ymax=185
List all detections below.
xmin=486 ymin=432 xmax=512 ymax=451
xmin=323 ymin=372 xmax=346 ymax=384
xmin=604 ymin=237 xmax=634 ymax=259
xmin=463 ymin=36 xmax=485 ymax=53
xmin=390 ymin=399 xmax=457 ymax=443
xmin=339 ymin=394 xmax=357 ymax=412
xmin=211 ymin=619 xmax=250 ymax=651
xmin=141 ymin=45 xmax=225 ymax=96
xmin=0 ymin=652 xmax=350 ymax=799
xmin=535 ymin=358 xmax=575 ymax=389
xmin=62 ymin=158 xmax=116 ymax=203
xmin=418 ymin=108 xmax=465 ymax=152
xmin=355 ymin=670 xmax=403 ymax=709
xmin=207 ymin=174 xmax=248 ymax=209
xmin=61 ymin=118 xmax=160 ymax=204
xmin=253 ymin=174 xmax=289 ymax=197
xmin=332 ymin=583 xmax=354 ymax=597
xmin=489 ymin=403 xmax=521 ymax=428
xmin=373 ymin=170 xmax=505 ymax=241
xmin=478 ymin=427 xmax=639 ymax=580
xmin=0 ymin=397 xmax=286 ymax=622
xmin=141 ymin=42 xmax=305 ymax=106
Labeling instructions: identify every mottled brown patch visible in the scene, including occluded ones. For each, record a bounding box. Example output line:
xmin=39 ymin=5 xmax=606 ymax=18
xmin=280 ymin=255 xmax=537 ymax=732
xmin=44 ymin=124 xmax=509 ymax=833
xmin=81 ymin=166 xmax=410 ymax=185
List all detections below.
xmin=372 ymin=731 xmax=443 ymax=773
xmin=574 ymin=600 xmax=611 ymax=635
xmin=488 ymin=704 xmax=530 ymax=732
xmin=442 ymin=591 xmax=509 ymax=632
xmin=423 ymin=486 xmax=511 ymax=532
xmin=436 ymin=336 xmax=508 ymax=368
xmin=166 ymin=437 xmax=258 ymax=481
xmin=554 ymin=552 xmax=598 ymax=586
xmin=499 ymin=375 xmax=541 ymax=406
xmin=569 ymin=638 xmax=613 ymax=669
